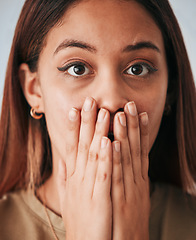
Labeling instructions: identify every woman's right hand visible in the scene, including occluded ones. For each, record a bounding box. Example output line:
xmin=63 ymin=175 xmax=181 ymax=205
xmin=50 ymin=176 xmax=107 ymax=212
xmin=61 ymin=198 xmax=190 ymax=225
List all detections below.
xmin=57 ymin=97 xmax=112 ymax=240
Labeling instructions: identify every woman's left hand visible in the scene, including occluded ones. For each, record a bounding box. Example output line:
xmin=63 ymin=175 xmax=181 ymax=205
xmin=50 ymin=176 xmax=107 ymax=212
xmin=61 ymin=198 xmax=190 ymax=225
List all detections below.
xmin=111 ymin=101 xmax=150 ymax=240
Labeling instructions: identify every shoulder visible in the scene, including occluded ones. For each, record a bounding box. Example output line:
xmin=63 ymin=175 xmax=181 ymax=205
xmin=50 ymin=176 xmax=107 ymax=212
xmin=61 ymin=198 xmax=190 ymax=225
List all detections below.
xmin=151 ymin=182 xmax=196 ymax=216
xmin=0 ymin=189 xmax=45 ymax=239
xmin=0 ymin=189 xmax=25 ymax=217
xmin=150 ymin=182 xmax=196 ymax=240
xmin=0 ymin=189 xmax=65 ymax=240
xmin=0 ymin=190 xmax=35 ymax=238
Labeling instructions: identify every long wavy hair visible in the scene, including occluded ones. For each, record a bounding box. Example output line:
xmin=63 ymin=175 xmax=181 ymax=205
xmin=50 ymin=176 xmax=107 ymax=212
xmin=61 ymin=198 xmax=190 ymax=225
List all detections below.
xmin=0 ymin=0 xmax=195 ymax=197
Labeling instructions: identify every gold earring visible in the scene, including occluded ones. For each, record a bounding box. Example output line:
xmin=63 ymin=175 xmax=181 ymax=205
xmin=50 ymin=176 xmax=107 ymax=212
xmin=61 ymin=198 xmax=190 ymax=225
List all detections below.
xmin=30 ymin=108 xmax=43 ymax=120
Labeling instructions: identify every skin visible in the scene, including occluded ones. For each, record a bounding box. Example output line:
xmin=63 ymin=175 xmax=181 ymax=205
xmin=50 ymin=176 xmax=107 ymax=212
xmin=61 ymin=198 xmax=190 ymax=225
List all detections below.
xmin=20 ymin=0 xmax=168 ymax=239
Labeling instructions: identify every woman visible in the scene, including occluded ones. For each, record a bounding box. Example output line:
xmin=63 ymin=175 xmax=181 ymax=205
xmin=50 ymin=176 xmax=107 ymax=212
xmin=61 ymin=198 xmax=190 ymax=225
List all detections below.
xmin=0 ymin=0 xmax=195 ymax=239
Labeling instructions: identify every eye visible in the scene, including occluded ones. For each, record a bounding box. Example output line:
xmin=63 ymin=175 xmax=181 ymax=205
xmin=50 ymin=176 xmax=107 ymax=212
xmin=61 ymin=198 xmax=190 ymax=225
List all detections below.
xmin=68 ymin=64 xmax=90 ymax=76
xmin=57 ymin=62 xmax=90 ymax=77
xmin=125 ymin=63 xmax=157 ymax=76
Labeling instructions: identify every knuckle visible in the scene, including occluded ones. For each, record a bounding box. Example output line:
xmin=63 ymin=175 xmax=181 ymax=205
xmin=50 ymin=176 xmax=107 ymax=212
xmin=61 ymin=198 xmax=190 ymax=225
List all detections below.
xmin=124 ymin=158 xmax=131 ymax=166
xmin=134 ymin=174 xmax=140 ymax=184
xmin=66 ymin=169 xmax=76 ymax=179
xmin=65 ymin=143 xmax=77 ymax=154
xmin=78 ymin=142 xmax=89 ymax=153
xmin=117 ymin=130 xmax=127 ymax=140
xmin=130 ymin=118 xmax=139 ymax=129
xmin=67 ymin=122 xmax=77 ymax=131
xmin=95 ymin=125 xmax=102 ymax=136
xmin=134 ymin=146 xmax=141 ymax=158
xmin=116 ymin=201 xmax=126 ymax=212
xmin=141 ymin=128 xmax=149 ymax=136
xmin=142 ymin=174 xmax=148 ymax=182
xmin=113 ymin=175 xmax=123 ymax=184
xmin=74 ymin=171 xmax=84 ymax=183
xmin=141 ymin=148 xmax=148 ymax=158
xmin=113 ymin=157 xmax=121 ymax=164
xmin=130 ymin=144 xmax=140 ymax=158
xmin=97 ymin=172 xmax=107 ymax=182
xmin=88 ymin=150 xmax=98 ymax=162
xmin=70 ymin=183 xmax=79 ymax=196
xmin=81 ymin=112 xmax=91 ymax=124
xmin=100 ymin=154 xmax=107 ymax=162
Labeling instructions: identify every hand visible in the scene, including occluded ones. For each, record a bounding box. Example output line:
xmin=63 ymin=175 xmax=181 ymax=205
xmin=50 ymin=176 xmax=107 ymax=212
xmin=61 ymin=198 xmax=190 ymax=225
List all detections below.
xmin=112 ymin=101 xmax=150 ymax=240
xmin=57 ymin=97 xmax=112 ymax=240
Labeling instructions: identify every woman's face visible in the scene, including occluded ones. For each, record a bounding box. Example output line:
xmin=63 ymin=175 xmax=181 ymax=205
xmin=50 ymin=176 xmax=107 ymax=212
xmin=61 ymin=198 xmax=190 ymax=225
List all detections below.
xmin=37 ymin=0 xmax=168 ymax=163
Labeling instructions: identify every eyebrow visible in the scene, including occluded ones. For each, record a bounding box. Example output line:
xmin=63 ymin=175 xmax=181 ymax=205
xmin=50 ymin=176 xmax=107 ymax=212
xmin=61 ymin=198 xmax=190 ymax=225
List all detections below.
xmin=53 ymin=39 xmax=160 ymax=55
xmin=122 ymin=41 xmax=160 ymax=53
xmin=54 ymin=39 xmax=97 ymax=55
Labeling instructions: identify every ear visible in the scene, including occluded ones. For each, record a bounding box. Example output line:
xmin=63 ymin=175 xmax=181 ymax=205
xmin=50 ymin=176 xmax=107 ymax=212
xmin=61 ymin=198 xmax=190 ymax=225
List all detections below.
xmin=19 ymin=63 xmax=44 ymax=113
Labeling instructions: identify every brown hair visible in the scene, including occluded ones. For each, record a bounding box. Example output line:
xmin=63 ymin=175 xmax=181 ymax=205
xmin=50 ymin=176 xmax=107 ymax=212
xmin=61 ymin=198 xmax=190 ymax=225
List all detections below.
xmin=0 ymin=0 xmax=195 ymax=197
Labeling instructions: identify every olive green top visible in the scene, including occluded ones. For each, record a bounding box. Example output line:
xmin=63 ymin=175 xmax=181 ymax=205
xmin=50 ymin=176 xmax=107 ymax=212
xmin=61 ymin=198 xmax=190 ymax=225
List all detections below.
xmin=0 ymin=183 xmax=196 ymax=240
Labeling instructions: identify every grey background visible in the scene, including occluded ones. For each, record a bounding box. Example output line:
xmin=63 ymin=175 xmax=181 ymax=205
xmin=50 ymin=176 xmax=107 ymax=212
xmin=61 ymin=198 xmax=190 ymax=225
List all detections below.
xmin=0 ymin=0 xmax=196 ymax=104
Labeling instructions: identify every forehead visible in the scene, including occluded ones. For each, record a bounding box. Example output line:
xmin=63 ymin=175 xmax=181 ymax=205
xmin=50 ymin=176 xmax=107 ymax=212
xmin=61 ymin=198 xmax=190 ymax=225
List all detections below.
xmin=44 ymin=0 xmax=165 ymax=55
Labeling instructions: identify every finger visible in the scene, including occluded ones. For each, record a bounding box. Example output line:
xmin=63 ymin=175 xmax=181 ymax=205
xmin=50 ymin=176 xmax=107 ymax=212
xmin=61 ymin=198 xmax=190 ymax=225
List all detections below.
xmin=89 ymin=108 xmax=110 ymax=153
xmin=65 ymin=107 xmax=80 ymax=178
xmin=112 ymin=141 xmax=125 ymax=203
xmin=139 ymin=112 xmax=149 ymax=181
xmin=92 ymin=137 xmax=112 ymax=199
xmin=113 ymin=112 xmax=133 ymax=179
xmin=124 ymin=101 xmax=141 ymax=183
xmin=83 ymin=109 xmax=110 ymax=195
xmin=75 ymin=97 xmax=97 ymax=177
xmin=113 ymin=112 xmax=134 ymax=201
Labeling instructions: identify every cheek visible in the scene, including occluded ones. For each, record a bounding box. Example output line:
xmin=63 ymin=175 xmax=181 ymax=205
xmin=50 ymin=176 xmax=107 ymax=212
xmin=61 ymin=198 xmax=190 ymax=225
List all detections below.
xmin=41 ymin=87 xmax=83 ymax=158
xmin=148 ymin=99 xmax=165 ymax=150
xmin=149 ymin=95 xmax=167 ymax=150
xmin=136 ymin=86 xmax=167 ymax=150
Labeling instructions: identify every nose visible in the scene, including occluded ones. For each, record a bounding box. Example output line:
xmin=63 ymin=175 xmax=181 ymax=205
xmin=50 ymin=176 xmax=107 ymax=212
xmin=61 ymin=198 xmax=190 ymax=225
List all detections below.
xmin=92 ymin=74 xmax=129 ymax=114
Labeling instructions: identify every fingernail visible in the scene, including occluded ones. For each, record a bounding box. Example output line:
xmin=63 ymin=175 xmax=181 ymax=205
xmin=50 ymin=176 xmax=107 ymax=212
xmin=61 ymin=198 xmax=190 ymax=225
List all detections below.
xmin=98 ymin=108 xmax=107 ymax=122
xmin=119 ymin=113 xmax=126 ymax=127
xmin=114 ymin=141 xmax=120 ymax=152
xmin=83 ymin=97 xmax=93 ymax=111
xmin=101 ymin=137 xmax=108 ymax=149
xmin=140 ymin=112 xmax=148 ymax=126
xmin=127 ymin=101 xmax=137 ymax=116
xmin=69 ymin=108 xmax=78 ymax=121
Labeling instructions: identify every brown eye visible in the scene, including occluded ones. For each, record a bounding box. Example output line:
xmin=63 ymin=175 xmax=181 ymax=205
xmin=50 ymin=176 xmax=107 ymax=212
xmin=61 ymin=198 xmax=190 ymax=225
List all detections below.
xmin=126 ymin=63 xmax=150 ymax=76
xmin=131 ymin=64 xmax=144 ymax=75
xmin=67 ymin=64 xmax=90 ymax=76
xmin=72 ymin=65 xmax=86 ymax=75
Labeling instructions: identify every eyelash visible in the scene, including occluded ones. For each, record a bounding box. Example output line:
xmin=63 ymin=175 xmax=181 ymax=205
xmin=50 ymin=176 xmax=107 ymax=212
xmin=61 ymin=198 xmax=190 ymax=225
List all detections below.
xmin=124 ymin=62 xmax=158 ymax=77
xmin=57 ymin=61 xmax=92 ymax=78
xmin=57 ymin=61 xmax=158 ymax=78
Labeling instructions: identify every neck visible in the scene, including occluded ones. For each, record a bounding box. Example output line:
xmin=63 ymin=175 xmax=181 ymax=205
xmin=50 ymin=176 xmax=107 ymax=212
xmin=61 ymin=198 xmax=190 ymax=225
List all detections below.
xmin=37 ymin=173 xmax=62 ymax=216
xmin=37 ymin=145 xmax=64 ymax=216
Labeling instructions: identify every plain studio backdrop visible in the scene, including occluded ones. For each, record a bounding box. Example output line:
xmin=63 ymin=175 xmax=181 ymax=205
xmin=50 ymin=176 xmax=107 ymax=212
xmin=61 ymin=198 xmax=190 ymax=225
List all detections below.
xmin=0 ymin=0 xmax=196 ymax=105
